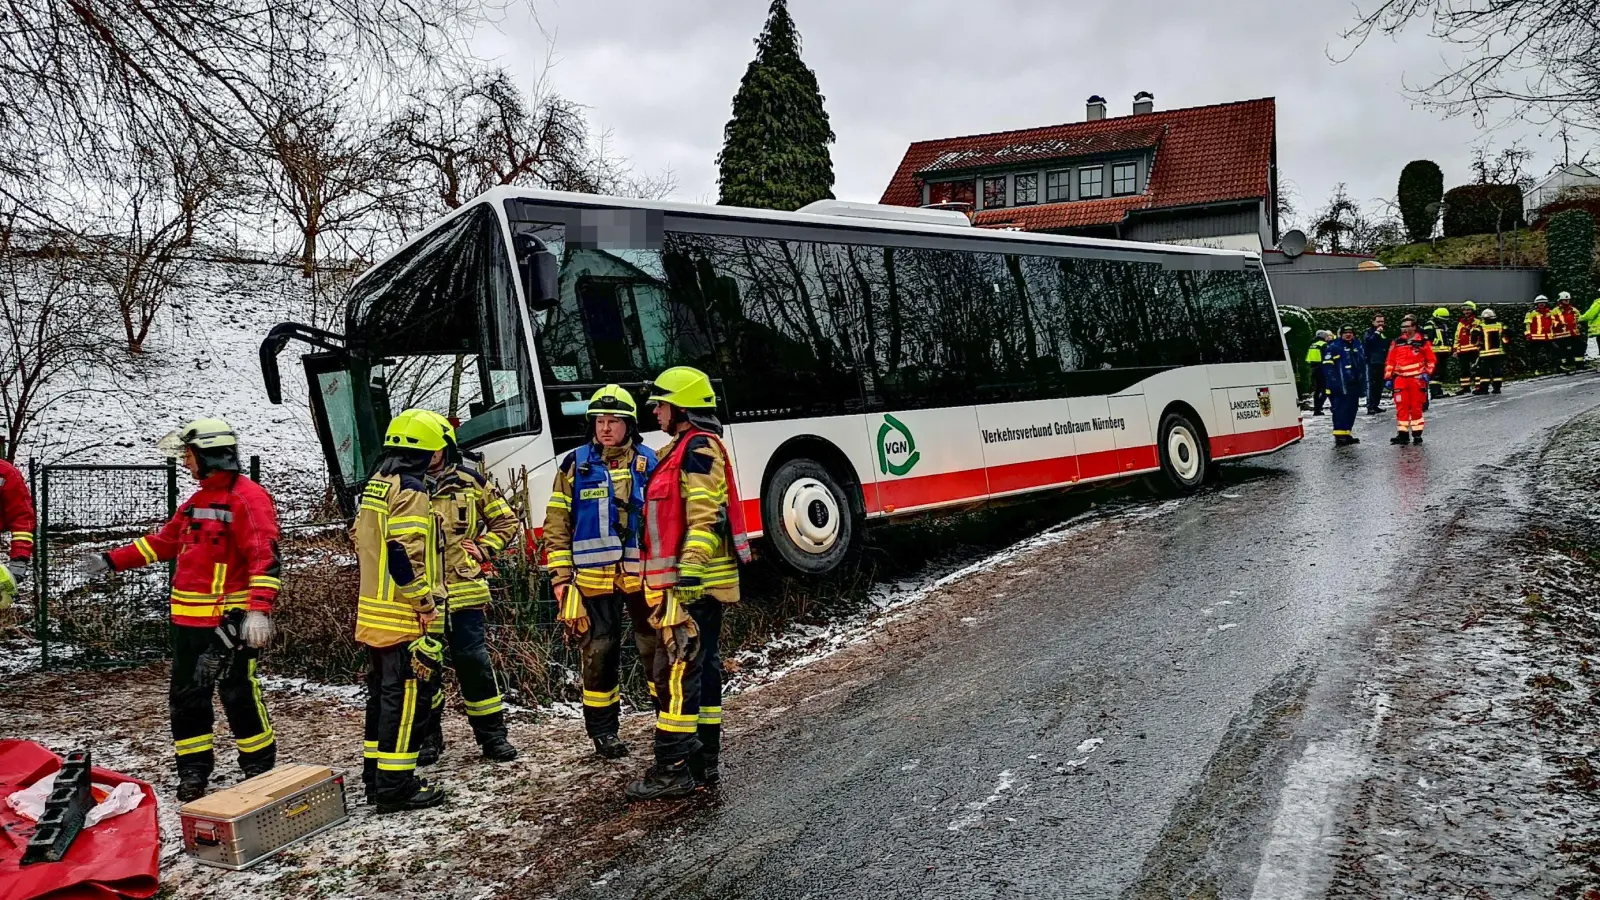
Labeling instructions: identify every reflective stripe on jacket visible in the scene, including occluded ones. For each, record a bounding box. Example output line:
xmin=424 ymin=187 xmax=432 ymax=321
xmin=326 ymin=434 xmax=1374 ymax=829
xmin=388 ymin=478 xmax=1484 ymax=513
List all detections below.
xmin=430 ymin=461 xmax=521 ymax=615
xmin=642 ymin=429 xmax=751 ymax=603
xmin=1385 ymin=336 xmax=1438 ymax=379
xmin=1455 ymin=318 xmax=1483 ymax=350
xmin=1480 ymin=321 xmax=1507 ymax=357
xmin=545 ymin=442 xmax=656 ymax=597
xmin=352 ymin=473 xmax=438 ymax=648
xmin=1553 ymin=305 xmax=1579 ymax=337
xmin=0 ymin=458 xmax=35 ymax=561
xmin=1422 ymin=319 xmax=1450 ymax=353
xmin=1525 ymin=310 xmax=1554 ymax=341
xmin=105 ymin=472 xmax=281 ymax=627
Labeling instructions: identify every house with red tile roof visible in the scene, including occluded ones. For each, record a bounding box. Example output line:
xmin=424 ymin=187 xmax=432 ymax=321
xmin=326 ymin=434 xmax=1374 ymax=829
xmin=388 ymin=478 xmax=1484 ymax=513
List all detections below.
xmin=879 ymin=93 xmax=1278 ymax=252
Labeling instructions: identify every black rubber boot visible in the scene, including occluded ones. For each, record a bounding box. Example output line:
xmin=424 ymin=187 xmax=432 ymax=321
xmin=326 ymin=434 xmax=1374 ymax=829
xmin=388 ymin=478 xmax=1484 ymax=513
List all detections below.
xmin=239 ymin=750 xmax=276 ymax=782
xmin=624 ymin=760 xmax=697 ymax=802
xmin=1390 ymin=432 xmax=1410 ymax=445
xmin=417 ymin=729 xmax=443 ymax=768
xmin=479 ymin=733 xmax=518 ymax=763
xmin=1334 ymin=435 xmax=1353 ymax=447
xmin=177 ymin=772 xmax=210 ymax=803
xmin=376 ymin=780 xmax=449 ymax=814
xmin=1411 ymin=433 xmax=1423 ymax=444
xmin=689 ymin=753 xmax=720 ymax=787
xmin=593 ymin=734 xmax=630 ymax=759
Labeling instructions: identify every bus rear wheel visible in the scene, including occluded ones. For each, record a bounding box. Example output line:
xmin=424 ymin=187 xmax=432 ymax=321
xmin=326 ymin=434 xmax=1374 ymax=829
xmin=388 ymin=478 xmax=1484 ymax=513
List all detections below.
xmin=762 ymin=457 xmax=856 ymax=575
xmin=1154 ymin=411 xmax=1208 ymax=494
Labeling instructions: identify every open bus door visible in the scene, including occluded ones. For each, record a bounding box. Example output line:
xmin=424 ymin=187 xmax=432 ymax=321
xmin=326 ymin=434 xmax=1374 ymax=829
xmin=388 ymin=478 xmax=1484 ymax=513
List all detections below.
xmin=261 ymin=322 xmax=389 ymax=516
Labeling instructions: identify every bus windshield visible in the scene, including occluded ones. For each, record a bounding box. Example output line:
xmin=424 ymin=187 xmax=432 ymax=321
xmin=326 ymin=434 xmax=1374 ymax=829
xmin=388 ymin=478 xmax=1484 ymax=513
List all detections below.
xmin=343 ymin=204 xmax=539 ymax=455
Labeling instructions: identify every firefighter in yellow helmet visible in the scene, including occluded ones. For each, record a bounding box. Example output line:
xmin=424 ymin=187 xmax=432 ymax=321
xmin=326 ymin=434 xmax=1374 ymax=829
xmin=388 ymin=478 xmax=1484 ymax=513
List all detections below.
xmin=353 ymin=409 xmax=448 ymax=813
xmin=545 ymin=385 xmax=659 ymax=759
xmin=626 ymin=367 xmax=752 ymax=801
xmin=1421 ymin=307 xmax=1452 ymax=399
xmin=411 ymin=410 xmax=521 ymax=767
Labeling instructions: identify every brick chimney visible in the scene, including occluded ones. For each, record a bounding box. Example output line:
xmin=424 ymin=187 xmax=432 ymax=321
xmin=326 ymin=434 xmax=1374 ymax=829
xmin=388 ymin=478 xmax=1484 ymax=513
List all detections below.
xmin=1086 ymin=95 xmax=1107 ymax=121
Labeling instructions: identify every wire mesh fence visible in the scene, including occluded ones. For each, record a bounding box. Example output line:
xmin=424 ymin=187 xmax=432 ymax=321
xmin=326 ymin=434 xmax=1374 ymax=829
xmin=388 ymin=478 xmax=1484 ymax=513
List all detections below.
xmin=30 ymin=461 xmax=176 ymax=668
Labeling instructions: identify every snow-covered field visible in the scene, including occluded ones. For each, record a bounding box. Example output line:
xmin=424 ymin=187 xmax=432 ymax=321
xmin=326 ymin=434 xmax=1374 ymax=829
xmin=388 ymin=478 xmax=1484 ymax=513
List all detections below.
xmin=17 ymin=258 xmax=326 ymax=511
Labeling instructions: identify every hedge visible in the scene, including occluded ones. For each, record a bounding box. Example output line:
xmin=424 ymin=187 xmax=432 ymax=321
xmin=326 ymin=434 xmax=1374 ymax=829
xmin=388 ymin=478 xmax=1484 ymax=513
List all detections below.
xmin=1398 ymin=160 xmax=1444 ymax=242
xmin=1442 ymin=183 xmax=1526 ymax=238
xmin=1283 ymin=302 xmax=1573 ymax=396
xmin=1545 ymin=209 xmax=1595 ymax=303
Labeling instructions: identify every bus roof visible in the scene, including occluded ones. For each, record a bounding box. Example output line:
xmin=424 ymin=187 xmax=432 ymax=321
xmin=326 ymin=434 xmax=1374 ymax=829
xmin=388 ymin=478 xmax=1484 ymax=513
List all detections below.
xmin=355 ymin=185 xmax=1262 ymax=287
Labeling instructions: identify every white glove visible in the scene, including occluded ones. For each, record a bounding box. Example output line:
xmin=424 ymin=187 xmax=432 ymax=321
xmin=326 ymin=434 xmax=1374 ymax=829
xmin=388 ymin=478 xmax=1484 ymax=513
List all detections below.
xmin=82 ymin=554 xmax=111 ymax=578
xmin=241 ymin=611 xmax=274 ymax=649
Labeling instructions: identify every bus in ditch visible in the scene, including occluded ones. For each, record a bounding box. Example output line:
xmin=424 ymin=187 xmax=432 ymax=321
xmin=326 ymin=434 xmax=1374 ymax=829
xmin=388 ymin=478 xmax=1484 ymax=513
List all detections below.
xmin=259 ymin=187 xmax=1301 ymax=575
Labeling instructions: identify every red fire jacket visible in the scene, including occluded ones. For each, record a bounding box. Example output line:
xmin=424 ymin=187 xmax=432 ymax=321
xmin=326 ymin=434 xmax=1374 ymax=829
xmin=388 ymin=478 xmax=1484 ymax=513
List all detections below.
xmin=642 ymin=428 xmax=752 ymax=590
xmin=1385 ymin=336 xmax=1438 ymax=380
xmin=0 ymin=458 xmax=35 ymax=561
xmin=1553 ymin=304 xmax=1579 ymax=338
xmin=106 ymin=471 xmax=281 ymax=627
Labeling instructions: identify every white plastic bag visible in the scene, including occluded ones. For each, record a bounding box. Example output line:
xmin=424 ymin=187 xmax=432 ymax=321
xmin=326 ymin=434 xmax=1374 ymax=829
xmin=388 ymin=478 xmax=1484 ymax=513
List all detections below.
xmin=5 ymin=771 xmax=144 ymax=827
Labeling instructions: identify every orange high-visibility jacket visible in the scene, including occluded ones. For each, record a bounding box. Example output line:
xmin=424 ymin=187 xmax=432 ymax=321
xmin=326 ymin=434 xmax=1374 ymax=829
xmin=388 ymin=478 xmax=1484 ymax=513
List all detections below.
xmin=1385 ymin=336 xmax=1438 ymax=380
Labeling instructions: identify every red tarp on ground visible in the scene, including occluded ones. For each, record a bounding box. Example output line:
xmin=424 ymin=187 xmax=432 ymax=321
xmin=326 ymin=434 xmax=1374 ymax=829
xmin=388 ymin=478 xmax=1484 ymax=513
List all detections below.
xmin=0 ymin=740 xmax=160 ymax=900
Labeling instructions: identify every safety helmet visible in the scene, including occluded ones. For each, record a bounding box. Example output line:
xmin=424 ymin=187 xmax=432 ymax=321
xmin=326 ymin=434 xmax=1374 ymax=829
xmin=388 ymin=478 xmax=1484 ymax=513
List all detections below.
xmin=412 ymin=410 xmax=458 ymax=447
xmin=384 ymin=408 xmax=449 ymax=452
xmin=1535 ymin=294 xmax=1549 ymax=304
xmin=1482 ymin=308 xmax=1498 ymax=321
xmin=1432 ymin=307 xmax=1450 ymax=318
xmin=648 ymin=366 xmax=717 ymax=410
xmin=587 ymin=384 xmax=638 ymax=420
xmin=1461 ymin=301 xmax=1478 ymax=311
xmin=157 ymin=417 xmax=237 ymax=459
xmin=1559 ymin=291 xmax=1572 ymax=301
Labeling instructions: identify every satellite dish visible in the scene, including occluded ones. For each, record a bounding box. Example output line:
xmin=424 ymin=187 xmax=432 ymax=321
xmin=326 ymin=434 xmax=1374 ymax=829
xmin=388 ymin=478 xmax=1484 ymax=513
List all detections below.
xmin=1279 ymin=229 xmax=1307 ymax=258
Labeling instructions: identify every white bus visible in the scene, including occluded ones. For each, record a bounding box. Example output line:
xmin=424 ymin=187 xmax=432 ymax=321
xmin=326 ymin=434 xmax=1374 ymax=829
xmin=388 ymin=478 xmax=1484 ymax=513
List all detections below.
xmin=261 ymin=188 xmax=1301 ymax=575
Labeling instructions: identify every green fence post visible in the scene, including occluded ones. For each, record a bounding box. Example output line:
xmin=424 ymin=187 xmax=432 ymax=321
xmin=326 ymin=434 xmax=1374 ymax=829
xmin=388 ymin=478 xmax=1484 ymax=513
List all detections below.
xmin=36 ymin=463 xmax=48 ymax=671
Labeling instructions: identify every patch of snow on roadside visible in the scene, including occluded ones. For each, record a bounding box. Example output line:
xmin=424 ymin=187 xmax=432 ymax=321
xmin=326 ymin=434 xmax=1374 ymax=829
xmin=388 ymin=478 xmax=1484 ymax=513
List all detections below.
xmin=947 ymin=769 xmax=1017 ymax=832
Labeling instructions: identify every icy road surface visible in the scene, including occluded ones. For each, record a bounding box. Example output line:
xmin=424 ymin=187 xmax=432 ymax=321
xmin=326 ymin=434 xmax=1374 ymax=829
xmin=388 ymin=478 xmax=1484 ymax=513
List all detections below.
xmin=541 ymin=372 xmax=1600 ymax=900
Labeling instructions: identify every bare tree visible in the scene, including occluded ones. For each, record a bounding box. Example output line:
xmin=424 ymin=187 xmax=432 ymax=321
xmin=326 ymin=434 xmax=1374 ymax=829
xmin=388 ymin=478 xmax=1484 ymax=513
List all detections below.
xmin=1340 ymin=1 xmax=1600 ymax=129
xmin=89 ymin=128 xmax=234 ymax=352
xmin=1312 ymin=184 xmax=1402 ymax=255
xmin=0 ymin=214 xmax=124 ymax=461
xmin=257 ymin=72 xmax=408 ymax=277
xmin=1471 ymin=143 xmax=1536 ymax=263
xmin=0 ymin=0 xmax=489 ymax=228
xmin=387 ymin=66 xmax=675 ymax=216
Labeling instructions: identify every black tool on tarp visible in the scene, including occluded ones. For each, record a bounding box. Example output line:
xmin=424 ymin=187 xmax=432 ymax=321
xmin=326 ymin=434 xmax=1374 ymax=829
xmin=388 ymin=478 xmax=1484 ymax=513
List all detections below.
xmin=21 ymin=749 xmax=93 ymax=865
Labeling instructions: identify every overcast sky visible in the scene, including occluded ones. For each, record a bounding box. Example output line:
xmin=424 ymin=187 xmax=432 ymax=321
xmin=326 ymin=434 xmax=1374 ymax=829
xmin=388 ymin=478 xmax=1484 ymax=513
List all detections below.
xmin=471 ymin=0 xmax=1564 ymax=233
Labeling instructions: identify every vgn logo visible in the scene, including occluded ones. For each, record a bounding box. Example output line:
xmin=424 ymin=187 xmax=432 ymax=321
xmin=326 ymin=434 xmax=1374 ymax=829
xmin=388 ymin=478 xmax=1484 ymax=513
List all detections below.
xmin=1256 ymin=386 xmax=1272 ymax=417
xmin=876 ymin=414 xmax=921 ymax=476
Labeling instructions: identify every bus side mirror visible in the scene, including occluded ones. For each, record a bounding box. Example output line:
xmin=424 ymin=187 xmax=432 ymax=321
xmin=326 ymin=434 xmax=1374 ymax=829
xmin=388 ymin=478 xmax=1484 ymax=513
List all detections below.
xmin=517 ymin=235 xmax=560 ymax=312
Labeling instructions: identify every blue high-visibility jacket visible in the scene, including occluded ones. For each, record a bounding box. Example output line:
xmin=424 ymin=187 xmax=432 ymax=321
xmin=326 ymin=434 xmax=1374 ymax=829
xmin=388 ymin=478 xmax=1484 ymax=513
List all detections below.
xmin=1321 ymin=337 xmax=1368 ymax=397
xmin=569 ymin=441 xmax=658 ymax=572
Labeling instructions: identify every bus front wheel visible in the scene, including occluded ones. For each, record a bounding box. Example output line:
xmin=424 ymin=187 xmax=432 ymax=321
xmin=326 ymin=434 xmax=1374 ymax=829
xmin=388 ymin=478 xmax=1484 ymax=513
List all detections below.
xmin=762 ymin=457 xmax=856 ymax=575
xmin=1154 ymin=411 xmax=1208 ymax=494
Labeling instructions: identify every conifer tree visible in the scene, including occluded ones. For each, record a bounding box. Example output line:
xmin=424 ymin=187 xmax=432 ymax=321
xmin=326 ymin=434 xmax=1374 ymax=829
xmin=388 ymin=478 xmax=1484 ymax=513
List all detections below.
xmin=716 ymin=0 xmax=836 ymax=210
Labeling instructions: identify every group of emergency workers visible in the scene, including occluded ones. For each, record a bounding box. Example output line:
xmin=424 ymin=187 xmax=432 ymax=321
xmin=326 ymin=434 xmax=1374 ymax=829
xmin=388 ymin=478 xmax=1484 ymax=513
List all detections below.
xmin=0 ymin=364 xmax=747 ymax=813
xmin=1306 ymin=293 xmax=1596 ymax=448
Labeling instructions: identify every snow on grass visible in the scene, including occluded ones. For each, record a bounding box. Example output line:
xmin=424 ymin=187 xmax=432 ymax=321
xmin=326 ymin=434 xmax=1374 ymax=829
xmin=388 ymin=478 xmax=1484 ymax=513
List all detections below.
xmin=725 ymin=500 xmax=1182 ymax=693
xmin=18 ymin=260 xmax=325 ymax=516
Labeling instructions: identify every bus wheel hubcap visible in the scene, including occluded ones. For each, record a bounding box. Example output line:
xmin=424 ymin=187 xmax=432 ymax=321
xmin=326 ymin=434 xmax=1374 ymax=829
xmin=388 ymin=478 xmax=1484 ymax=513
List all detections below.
xmin=1168 ymin=426 xmax=1201 ymax=482
xmin=783 ymin=478 xmax=839 ymax=554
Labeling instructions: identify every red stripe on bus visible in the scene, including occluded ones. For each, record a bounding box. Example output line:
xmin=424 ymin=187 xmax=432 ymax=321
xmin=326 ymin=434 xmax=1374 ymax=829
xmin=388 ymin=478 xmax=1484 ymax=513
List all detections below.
xmin=737 ymin=425 xmax=1299 ymax=539
xmin=1209 ymin=425 xmax=1302 ymax=459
